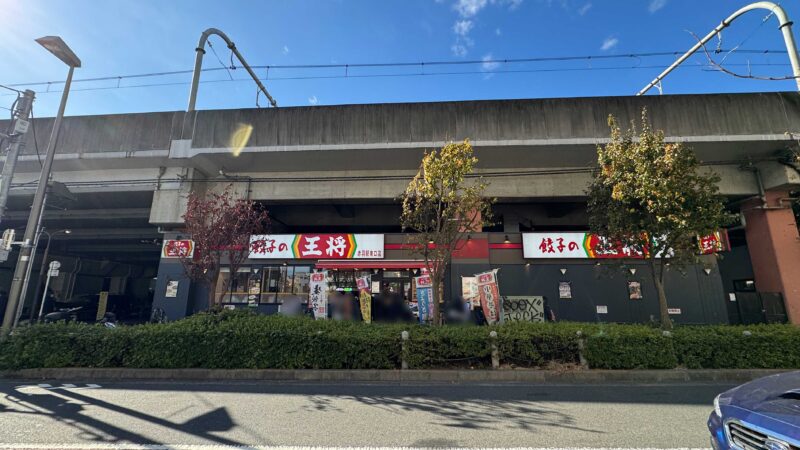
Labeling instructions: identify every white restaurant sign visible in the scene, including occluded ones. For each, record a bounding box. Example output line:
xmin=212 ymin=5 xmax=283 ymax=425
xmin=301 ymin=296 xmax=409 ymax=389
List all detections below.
xmin=249 ymin=233 xmax=384 ymax=259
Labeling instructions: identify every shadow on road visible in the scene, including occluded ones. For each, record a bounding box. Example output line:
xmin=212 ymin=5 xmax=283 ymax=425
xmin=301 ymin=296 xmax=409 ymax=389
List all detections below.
xmin=0 ymin=385 xmax=246 ymax=447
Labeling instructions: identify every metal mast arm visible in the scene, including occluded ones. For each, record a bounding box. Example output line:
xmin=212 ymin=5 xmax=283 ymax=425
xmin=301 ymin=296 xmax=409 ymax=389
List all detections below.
xmin=637 ymin=1 xmax=800 ymax=95
xmin=187 ymin=28 xmax=277 ymax=111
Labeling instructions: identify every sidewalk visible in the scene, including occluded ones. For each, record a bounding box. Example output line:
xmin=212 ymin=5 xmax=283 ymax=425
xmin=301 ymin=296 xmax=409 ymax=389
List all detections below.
xmin=0 ymin=367 xmax=789 ymax=383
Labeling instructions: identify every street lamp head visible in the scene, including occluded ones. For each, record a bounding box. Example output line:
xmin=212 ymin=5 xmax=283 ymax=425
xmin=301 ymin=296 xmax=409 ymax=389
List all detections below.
xmin=35 ymin=36 xmax=81 ymax=68
xmin=62 ymin=229 xmax=71 ymax=235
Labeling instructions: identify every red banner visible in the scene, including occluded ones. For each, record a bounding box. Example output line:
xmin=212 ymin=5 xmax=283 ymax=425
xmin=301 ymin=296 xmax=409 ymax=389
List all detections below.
xmin=476 ymin=270 xmax=502 ymax=324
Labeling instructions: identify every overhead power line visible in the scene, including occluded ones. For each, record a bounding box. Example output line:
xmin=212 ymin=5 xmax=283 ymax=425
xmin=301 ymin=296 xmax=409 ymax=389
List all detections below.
xmin=1 ymin=49 xmax=788 ymax=90
xmin=0 ymin=63 xmax=792 ymax=98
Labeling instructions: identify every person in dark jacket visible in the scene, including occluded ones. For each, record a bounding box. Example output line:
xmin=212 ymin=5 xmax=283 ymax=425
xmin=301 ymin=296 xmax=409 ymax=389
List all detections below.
xmin=542 ymin=296 xmax=557 ymax=322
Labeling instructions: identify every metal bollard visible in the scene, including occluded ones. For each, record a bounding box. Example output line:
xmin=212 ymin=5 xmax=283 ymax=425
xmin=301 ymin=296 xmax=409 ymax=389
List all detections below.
xmin=490 ymin=330 xmax=499 ymax=369
xmin=576 ymin=330 xmax=588 ymax=368
xmin=401 ymin=330 xmax=409 ymax=370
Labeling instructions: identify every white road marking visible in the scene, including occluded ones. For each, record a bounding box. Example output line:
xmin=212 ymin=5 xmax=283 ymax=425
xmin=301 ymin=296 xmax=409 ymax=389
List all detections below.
xmin=35 ymin=384 xmax=51 ymax=388
xmin=60 ymin=383 xmax=77 ymax=388
xmin=0 ymin=446 xmax=712 ymax=450
xmin=85 ymin=383 xmax=102 ymax=388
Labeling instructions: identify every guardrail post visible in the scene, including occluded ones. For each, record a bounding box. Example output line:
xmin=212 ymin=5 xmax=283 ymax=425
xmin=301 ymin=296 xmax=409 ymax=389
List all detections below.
xmin=401 ymin=330 xmax=409 ymax=370
xmin=490 ymin=330 xmax=499 ymax=369
xmin=576 ymin=330 xmax=588 ymax=368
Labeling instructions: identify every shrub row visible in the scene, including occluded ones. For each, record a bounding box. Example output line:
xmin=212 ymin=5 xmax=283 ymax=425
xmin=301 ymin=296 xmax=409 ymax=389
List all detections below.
xmin=0 ymin=310 xmax=798 ymax=370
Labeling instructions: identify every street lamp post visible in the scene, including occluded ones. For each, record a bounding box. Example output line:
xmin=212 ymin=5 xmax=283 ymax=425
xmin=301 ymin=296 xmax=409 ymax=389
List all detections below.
xmin=1 ymin=36 xmax=80 ymax=337
xmin=29 ymin=228 xmax=70 ymax=322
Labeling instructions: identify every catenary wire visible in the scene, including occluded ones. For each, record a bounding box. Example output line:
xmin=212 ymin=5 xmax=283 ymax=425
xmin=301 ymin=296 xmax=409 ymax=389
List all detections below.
xmin=0 ymin=49 xmax=788 ymax=89
xmin=0 ymin=62 xmax=792 ymax=97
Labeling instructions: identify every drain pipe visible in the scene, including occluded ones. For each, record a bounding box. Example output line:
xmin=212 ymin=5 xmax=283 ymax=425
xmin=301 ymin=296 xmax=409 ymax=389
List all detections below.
xmin=187 ymin=28 xmax=277 ymax=112
xmin=638 ymin=1 xmax=800 ymax=95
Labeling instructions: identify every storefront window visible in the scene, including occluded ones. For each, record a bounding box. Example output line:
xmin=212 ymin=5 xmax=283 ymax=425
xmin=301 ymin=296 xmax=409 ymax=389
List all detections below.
xmin=217 ymin=265 xmax=313 ymax=304
xmin=215 ymin=268 xmax=251 ymax=303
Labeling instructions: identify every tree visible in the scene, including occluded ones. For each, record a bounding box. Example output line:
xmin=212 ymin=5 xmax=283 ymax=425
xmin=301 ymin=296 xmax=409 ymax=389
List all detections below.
xmin=587 ymin=109 xmax=733 ymax=330
xmin=180 ymin=187 xmax=270 ymax=309
xmin=400 ymin=140 xmax=492 ymax=324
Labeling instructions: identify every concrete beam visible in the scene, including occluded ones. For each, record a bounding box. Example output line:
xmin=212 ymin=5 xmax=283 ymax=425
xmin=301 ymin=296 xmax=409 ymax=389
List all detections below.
xmin=757 ymin=161 xmax=800 ymax=190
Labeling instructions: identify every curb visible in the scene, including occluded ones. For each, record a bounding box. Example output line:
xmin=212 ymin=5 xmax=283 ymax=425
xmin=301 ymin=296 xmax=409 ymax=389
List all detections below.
xmin=0 ymin=368 xmax=790 ymax=383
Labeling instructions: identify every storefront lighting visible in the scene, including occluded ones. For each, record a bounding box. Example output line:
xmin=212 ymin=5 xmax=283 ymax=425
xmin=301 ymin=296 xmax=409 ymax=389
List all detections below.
xmin=560 ymin=268 xmax=567 ymax=275
xmin=373 ymin=268 xmax=379 ymax=274
xmin=525 ymin=262 xmax=531 ymax=267
xmin=703 ymin=267 xmax=712 ymax=275
xmin=629 ymin=268 xmax=637 ymax=275
xmin=428 ymin=239 xmax=434 ymax=244
xmin=503 ymin=235 xmax=510 ymax=243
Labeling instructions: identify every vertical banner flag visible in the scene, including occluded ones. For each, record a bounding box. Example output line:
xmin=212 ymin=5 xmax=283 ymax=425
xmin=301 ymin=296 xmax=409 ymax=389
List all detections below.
xmin=461 ymin=276 xmax=480 ymax=308
xmin=356 ymin=275 xmax=372 ymax=324
xmin=415 ymin=274 xmax=434 ymax=323
xmin=309 ymin=271 xmax=329 ymax=319
xmin=476 ymin=270 xmax=502 ymax=324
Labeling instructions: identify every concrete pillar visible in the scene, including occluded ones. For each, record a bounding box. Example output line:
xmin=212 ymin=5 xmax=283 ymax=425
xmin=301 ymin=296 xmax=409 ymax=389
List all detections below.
xmin=743 ymin=190 xmax=800 ymax=324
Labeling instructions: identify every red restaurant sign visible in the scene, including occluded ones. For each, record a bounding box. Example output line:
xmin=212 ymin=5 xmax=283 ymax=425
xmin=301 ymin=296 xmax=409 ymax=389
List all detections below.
xmin=249 ymin=234 xmax=384 ymax=259
xmin=522 ymin=231 xmax=729 ymax=259
xmin=161 ymin=239 xmax=194 ymax=259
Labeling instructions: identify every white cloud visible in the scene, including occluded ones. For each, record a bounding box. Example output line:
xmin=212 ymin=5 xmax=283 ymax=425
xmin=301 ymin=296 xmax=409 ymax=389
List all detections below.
xmin=600 ymin=37 xmax=619 ymax=51
xmin=505 ymin=0 xmax=523 ymax=10
xmin=481 ymin=53 xmax=500 ymax=71
xmin=453 ymin=19 xmax=474 ymax=36
xmin=578 ymin=3 xmax=591 ymax=15
xmin=648 ymin=0 xmax=666 ymax=13
xmin=308 ymin=96 xmax=319 ymax=105
xmin=282 ymin=45 xmax=290 ymax=55
xmin=451 ymin=44 xmax=468 ymax=57
xmin=495 ymin=28 xmax=502 ymax=35
xmin=454 ymin=0 xmax=488 ymax=18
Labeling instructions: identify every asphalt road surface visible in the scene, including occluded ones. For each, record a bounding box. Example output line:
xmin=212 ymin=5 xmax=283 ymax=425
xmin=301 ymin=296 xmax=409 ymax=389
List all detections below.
xmin=0 ymin=380 xmax=732 ymax=449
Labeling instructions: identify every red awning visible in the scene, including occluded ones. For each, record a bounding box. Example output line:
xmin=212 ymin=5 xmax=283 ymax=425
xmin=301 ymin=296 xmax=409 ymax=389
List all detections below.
xmin=315 ymin=260 xmax=427 ymax=270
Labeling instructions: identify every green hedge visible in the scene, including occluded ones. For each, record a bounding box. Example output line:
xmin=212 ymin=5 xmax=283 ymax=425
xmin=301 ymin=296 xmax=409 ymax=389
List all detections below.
xmin=0 ymin=311 xmax=798 ymax=370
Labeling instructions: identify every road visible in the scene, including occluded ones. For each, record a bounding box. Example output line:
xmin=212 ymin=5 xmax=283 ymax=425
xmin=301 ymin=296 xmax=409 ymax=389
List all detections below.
xmin=0 ymin=380 xmax=730 ymax=449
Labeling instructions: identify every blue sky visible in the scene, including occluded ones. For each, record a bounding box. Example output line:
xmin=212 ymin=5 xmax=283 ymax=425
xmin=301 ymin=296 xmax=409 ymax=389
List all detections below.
xmin=1 ymin=0 xmax=800 ymax=117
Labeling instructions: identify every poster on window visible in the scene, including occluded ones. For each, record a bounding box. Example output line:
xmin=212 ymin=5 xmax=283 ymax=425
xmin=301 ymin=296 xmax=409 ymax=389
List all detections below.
xmin=414 ymin=275 xmax=433 ymax=323
xmin=628 ymin=281 xmax=643 ymax=300
xmin=309 ymin=271 xmax=329 ymax=319
xmin=502 ymin=296 xmax=545 ymax=322
xmin=356 ymin=275 xmax=372 ymax=323
xmin=559 ymin=281 xmax=572 ymax=299
xmin=476 ymin=270 xmax=502 ymax=324
xmin=461 ymin=276 xmax=480 ymax=308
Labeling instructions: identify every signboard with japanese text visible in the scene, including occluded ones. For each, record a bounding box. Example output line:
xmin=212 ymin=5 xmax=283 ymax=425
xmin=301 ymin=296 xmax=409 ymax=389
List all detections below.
xmin=502 ymin=296 xmax=545 ymax=323
xmin=309 ymin=271 xmax=329 ymax=320
xmin=161 ymin=240 xmax=194 ymax=259
xmin=698 ymin=230 xmax=730 ymax=255
xmin=476 ymin=270 xmax=502 ymax=324
xmin=523 ymin=232 xmax=728 ymax=259
xmin=358 ymin=278 xmax=372 ymax=324
xmin=249 ymin=234 xmax=384 ymax=259
xmin=415 ymin=275 xmax=433 ymax=323
xmin=461 ymin=276 xmax=480 ymax=308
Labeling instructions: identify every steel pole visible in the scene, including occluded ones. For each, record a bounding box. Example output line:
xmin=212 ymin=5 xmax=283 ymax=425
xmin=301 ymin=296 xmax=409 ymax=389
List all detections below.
xmin=29 ymin=230 xmax=51 ymax=322
xmin=638 ymin=1 xmax=800 ymax=95
xmin=2 ymin=66 xmax=73 ymax=337
xmin=0 ymin=90 xmax=35 ymax=225
xmin=13 ymin=194 xmax=45 ymax=328
xmin=37 ymin=270 xmax=52 ymax=322
xmin=187 ymin=28 xmax=277 ymax=112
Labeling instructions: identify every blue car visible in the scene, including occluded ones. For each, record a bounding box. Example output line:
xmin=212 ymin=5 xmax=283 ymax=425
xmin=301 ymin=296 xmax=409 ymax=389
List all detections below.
xmin=709 ymin=371 xmax=800 ymax=449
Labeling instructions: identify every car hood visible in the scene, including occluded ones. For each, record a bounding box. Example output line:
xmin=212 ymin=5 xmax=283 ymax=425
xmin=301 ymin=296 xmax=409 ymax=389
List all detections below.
xmin=720 ymin=371 xmax=800 ymax=428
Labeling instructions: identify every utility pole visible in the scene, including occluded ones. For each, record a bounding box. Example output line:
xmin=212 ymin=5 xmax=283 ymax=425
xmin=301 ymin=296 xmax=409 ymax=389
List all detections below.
xmin=0 ymin=90 xmax=35 ymax=224
xmin=1 ymin=36 xmax=80 ymax=337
